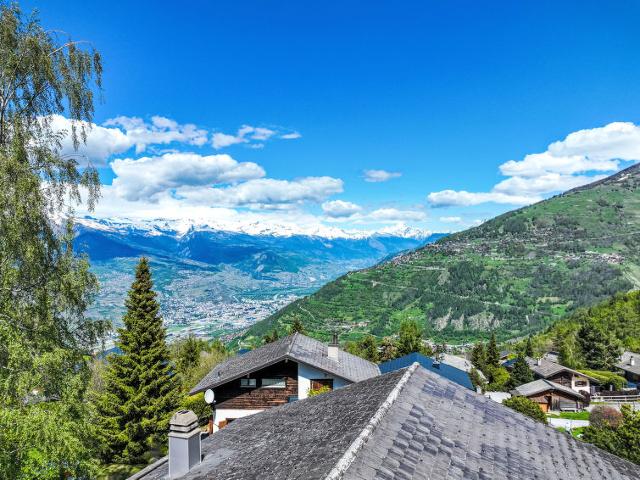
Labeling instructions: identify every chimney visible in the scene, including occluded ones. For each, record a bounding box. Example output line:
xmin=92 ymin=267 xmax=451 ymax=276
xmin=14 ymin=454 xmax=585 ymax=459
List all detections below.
xmin=536 ymin=358 xmax=542 ymax=366
xmin=328 ymin=332 xmax=339 ymax=361
xmin=168 ymin=410 xmax=201 ymax=478
xmin=631 ymin=356 xmax=636 ymax=367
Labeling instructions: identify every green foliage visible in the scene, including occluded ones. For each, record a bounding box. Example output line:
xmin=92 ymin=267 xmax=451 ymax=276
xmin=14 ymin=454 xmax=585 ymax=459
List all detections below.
xmin=289 ymin=316 xmax=306 ymax=335
xmin=468 ymin=367 xmax=486 ymax=391
xmin=583 ymin=405 xmax=640 ymax=465
xmin=0 ymin=3 xmax=104 ymax=478
xmin=580 ymin=370 xmax=627 ymax=390
xmin=263 ymin=329 xmax=279 ymax=344
xmin=485 ymin=365 xmax=511 ymax=392
xmin=470 ymin=342 xmax=486 ymax=372
xmin=524 ymin=336 xmax=534 ymax=357
xmin=508 ymin=355 xmax=534 ymax=388
xmin=245 ymin=162 xmax=640 ymax=344
xmin=92 ymin=258 xmax=180 ymax=465
xmin=179 ymin=393 xmax=210 ymax=423
xmin=345 ymin=335 xmax=379 ymax=362
xmin=577 ymin=316 xmax=621 ymax=370
xmin=486 ymin=333 xmax=500 ymax=369
xmin=173 ymin=335 xmax=209 ymax=378
xmin=396 ymin=319 xmax=427 ymax=357
xmin=307 ymin=385 xmax=331 ymax=397
xmin=503 ymin=396 xmax=548 ymax=424
xmin=379 ymin=337 xmax=398 ymax=362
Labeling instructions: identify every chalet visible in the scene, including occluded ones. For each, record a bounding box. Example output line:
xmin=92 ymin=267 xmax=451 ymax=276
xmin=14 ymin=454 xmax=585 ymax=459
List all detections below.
xmin=379 ymin=351 xmax=475 ymax=390
xmin=525 ymin=356 xmax=597 ymax=395
xmin=511 ymin=379 xmax=586 ymax=412
xmin=131 ymin=364 xmax=637 ymax=480
xmin=189 ymin=332 xmax=379 ymax=429
xmin=617 ymin=351 xmax=640 ymax=386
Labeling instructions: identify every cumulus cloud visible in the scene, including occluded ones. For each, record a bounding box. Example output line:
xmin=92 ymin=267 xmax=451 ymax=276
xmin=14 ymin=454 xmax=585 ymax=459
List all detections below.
xmin=104 ymin=115 xmax=208 ymax=153
xmin=111 ymin=153 xmax=265 ymax=201
xmin=173 ymin=176 xmax=343 ymax=209
xmin=321 ymin=200 xmax=362 ymax=218
xmin=368 ymin=208 xmax=426 ymax=222
xmin=428 ymin=122 xmax=640 ymax=207
xmin=212 ymin=125 xmax=300 ymax=149
xmin=50 ymin=114 xmax=132 ymax=166
xmin=363 ymin=169 xmax=402 ymax=183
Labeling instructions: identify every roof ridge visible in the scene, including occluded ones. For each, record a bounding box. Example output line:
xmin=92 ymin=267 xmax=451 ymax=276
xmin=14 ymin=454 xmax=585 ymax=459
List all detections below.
xmin=323 ymin=362 xmax=420 ymax=480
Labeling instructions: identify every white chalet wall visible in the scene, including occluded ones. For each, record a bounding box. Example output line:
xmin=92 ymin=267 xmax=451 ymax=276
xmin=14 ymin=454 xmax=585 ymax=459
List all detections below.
xmin=297 ymin=362 xmax=350 ymax=400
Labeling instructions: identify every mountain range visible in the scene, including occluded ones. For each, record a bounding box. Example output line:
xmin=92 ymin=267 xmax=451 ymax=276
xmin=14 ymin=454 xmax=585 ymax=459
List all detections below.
xmin=244 ymin=163 xmax=640 ymax=345
xmin=74 ymin=217 xmax=442 ymax=340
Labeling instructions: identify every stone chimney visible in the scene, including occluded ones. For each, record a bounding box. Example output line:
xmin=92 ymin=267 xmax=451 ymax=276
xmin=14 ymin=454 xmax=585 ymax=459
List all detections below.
xmin=328 ymin=332 xmax=339 ymax=361
xmin=168 ymin=410 xmax=201 ymax=478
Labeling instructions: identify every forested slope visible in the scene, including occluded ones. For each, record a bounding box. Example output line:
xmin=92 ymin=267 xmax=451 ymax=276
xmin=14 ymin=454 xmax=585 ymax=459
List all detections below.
xmin=245 ymin=163 xmax=640 ymax=344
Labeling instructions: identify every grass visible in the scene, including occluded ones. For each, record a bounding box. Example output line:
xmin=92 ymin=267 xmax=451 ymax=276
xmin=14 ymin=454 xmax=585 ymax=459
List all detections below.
xmin=547 ymin=411 xmax=590 ymax=420
xmin=555 ymin=426 xmax=587 ymax=439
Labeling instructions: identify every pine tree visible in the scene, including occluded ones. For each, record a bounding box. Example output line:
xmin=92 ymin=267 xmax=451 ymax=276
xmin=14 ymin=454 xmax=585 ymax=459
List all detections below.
xmin=94 ymin=258 xmax=179 ymax=464
xmin=486 ymin=332 xmax=500 ymax=369
xmin=470 ymin=342 xmax=486 ymax=371
xmin=508 ymin=355 xmax=534 ymax=388
xmin=524 ymin=336 xmax=534 ymax=357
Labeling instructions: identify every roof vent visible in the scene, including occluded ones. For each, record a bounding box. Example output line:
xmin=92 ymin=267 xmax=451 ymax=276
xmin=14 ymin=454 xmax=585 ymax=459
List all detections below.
xmin=328 ymin=332 xmax=339 ymax=361
xmin=168 ymin=410 xmax=201 ymax=478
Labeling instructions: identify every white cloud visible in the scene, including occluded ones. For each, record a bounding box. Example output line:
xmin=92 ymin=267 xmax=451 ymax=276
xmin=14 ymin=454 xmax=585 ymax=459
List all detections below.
xmin=363 ymin=169 xmax=402 ymax=183
xmin=111 ymin=153 xmax=265 ymax=201
xmin=281 ymin=132 xmax=302 ymax=140
xmin=49 ymin=114 xmax=132 ymax=166
xmin=212 ymin=125 xmax=300 ymax=149
xmin=368 ymin=208 xmax=426 ymax=222
xmin=428 ymin=122 xmax=640 ymax=207
xmin=439 ymin=216 xmax=462 ymax=223
xmin=104 ymin=115 xmax=208 ymax=154
xmin=321 ymin=200 xmax=362 ymax=218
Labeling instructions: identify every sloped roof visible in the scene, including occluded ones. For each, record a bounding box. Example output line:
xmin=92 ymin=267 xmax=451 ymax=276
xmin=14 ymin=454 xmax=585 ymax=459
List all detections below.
xmin=189 ymin=333 xmax=380 ymax=394
xmin=513 ymin=379 xmax=585 ymax=400
xmin=379 ymin=352 xmax=474 ymax=390
xmin=617 ymin=351 xmax=640 ymax=376
xmin=136 ymin=364 xmax=636 ymax=480
xmin=525 ymin=356 xmax=598 ymax=383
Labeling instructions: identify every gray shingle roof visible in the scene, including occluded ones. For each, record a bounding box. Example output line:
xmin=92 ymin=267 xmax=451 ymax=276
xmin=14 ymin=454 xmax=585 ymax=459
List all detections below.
xmin=512 ymin=379 xmax=585 ymax=400
xmin=135 ymin=364 xmax=637 ymax=480
xmin=189 ymin=333 xmax=380 ymax=394
xmin=617 ymin=351 xmax=640 ymax=376
xmin=525 ymin=357 xmax=598 ymax=383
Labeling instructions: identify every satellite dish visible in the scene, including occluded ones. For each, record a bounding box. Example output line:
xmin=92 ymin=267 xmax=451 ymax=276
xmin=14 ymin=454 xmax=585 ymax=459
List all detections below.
xmin=204 ymin=389 xmax=215 ymax=405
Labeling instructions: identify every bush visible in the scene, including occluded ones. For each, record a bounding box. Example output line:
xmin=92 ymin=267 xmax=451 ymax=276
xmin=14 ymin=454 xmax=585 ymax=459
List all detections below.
xmin=579 ymin=370 xmax=627 ymax=391
xmin=308 ymin=385 xmax=331 ymax=397
xmin=590 ymin=406 xmax=623 ymax=429
xmin=485 ymin=365 xmax=511 ymax=392
xmin=180 ymin=392 xmax=211 ymax=424
xmin=503 ymin=396 xmax=548 ymax=424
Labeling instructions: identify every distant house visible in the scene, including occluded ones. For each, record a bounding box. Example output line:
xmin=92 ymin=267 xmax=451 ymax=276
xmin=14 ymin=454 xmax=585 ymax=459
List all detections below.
xmin=617 ymin=351 xmax=640 ymax=386
xmin=133 ymin=364 xmax=637 ymax=480
xmin=189 ymin=332 xmax=379 ymax=429
xmin=525 ymin=357 xmax=597 ymax=395
xmin=512 ymin=379 xmax=586 ymax=412
xmin=379 ymin=352 xmax=475 ymax=390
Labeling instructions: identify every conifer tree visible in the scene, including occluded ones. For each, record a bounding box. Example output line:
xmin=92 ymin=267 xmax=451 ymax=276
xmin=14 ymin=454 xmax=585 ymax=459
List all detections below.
xmin=577 ymin=318 xmax=621 ymax=370
xmin=486 ymin=333 xmax=500 ymax=368
xmin=94 ymin=258 xmax=179 ymax=464
xmin=470 ymin=342 xmax=486 ymax=371
xmin=524 ymin=336 xmax=534 ymax=357
xmin=508 ymin=355 xmax=534 ymax=388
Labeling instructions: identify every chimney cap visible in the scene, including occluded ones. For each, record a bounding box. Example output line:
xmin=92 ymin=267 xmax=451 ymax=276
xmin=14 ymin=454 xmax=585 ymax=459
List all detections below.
xmin=170 ymin=410 xmax=198 ymax=432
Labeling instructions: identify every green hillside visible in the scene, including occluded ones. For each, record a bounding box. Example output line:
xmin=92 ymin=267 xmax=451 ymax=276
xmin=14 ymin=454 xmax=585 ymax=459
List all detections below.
xmin=243 ymin=163 xmax=640 ymax=344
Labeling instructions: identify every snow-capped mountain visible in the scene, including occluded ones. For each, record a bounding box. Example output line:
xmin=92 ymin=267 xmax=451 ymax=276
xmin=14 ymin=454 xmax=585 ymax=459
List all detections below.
xmin=75 ymin=216 xmax=444 ymax=339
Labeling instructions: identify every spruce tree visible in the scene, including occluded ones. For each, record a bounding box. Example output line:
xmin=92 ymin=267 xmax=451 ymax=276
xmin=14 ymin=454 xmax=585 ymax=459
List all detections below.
xmin=486 ymin=333 xmax=500 ymax=368
xmin=470 ymin=342 xmax=486 ymax=371
xmin=508 ymin=355 xmax=534 ymax=388
xmin=524 ymin=336 xmax=534 ymax=357
xmin=94 ymin=258 xmax=179 ymax=464
xmin=577 ymin=318 xmax=621 ymax=370
xmin=289 ymin=317 xmax=306 ymax=334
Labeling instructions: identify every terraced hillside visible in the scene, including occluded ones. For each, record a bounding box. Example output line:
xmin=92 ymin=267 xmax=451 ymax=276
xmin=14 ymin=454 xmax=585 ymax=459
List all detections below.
xmin=244 ymin=163 xmax=640 ymax=344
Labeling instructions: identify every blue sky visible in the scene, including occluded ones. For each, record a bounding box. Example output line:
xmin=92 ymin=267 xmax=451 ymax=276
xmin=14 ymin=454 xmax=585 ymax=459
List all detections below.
xmin=23 ymin=1 xmax=640 ymax=234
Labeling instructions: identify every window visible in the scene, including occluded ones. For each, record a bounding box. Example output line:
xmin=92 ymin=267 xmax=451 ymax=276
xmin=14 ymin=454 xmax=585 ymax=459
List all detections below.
xmin=575 ymin=380 xmax=588 ymax=387
xmin=240 ymin=378 xmax=256 ymax=388
xmin=261 ymin=377 xmax=286 ymax=388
